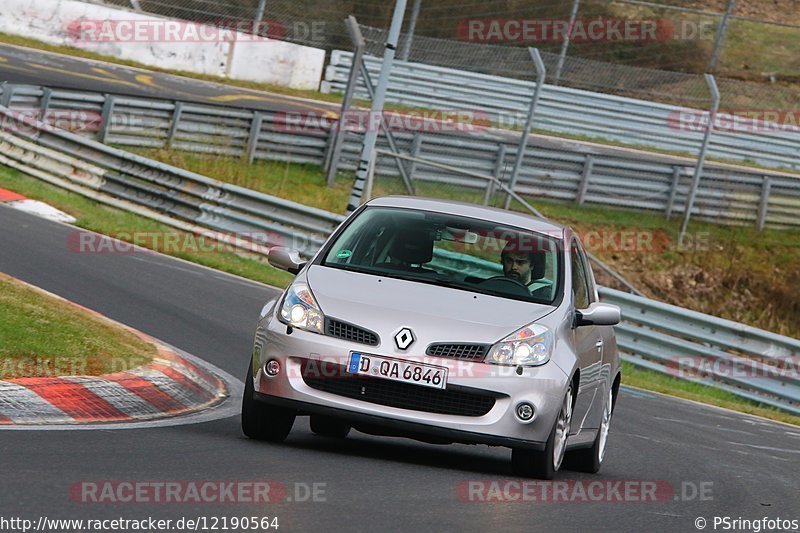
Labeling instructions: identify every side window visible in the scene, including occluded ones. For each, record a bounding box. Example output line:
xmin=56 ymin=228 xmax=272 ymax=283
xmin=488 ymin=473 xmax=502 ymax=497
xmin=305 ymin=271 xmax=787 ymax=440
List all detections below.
xmin=570 ymin=239 xmax=590 ymax=310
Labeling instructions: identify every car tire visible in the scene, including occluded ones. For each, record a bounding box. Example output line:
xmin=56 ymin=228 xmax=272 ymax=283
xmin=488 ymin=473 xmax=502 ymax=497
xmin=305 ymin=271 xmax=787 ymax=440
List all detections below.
xmin=310 ymin=415 xmax=351 ymax=439
xmin=512 ymin=385 xmax=573 ymax=480
xmin=563 ymin=385 xmax=615 ymax=474
xmin=241 ymin=359 xmax=295 ymax=442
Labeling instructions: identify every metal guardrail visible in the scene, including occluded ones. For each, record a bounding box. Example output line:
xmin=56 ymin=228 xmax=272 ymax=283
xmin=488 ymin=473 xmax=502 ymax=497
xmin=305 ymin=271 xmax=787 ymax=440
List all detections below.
xmin=322 ymin=50 xmax=800 ymax=174
xmin=2 ymin=82 xmax=800 ymax=230
xmin=0 ymin=104 xmax=344 ymax=258
xmin=600 ymin=287 xmax=800 ymax=416
xmin=1 ymin=104 xmax=798 ymax=416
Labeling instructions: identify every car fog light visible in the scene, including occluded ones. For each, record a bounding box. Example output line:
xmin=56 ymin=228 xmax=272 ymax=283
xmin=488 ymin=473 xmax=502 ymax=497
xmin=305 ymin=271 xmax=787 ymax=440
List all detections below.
xmin=265 ymin=360 xmax=280 ymax=377
xmin=516 ymin=402 xmax=535 ymax=421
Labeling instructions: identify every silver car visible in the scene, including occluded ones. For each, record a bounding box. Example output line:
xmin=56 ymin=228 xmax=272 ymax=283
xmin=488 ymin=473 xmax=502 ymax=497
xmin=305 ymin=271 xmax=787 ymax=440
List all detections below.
xmin=242 ymin=196 xmax=621 ymax=479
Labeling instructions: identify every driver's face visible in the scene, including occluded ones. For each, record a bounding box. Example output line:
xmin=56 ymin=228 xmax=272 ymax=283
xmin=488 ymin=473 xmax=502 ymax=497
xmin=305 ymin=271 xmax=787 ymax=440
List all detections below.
xmin=502 ymin=253 xmax=532 ymax=284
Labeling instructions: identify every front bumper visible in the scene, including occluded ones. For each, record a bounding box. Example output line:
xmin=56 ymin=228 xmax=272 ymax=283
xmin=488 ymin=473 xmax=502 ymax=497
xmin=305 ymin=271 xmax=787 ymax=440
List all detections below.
xmin=253 ymin=316 xmax=571 ymax=449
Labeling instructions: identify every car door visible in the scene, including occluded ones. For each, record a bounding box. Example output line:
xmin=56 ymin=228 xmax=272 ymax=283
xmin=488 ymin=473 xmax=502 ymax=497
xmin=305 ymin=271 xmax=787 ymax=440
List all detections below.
xmin=569 ymin=238 xmax=604 ymax=433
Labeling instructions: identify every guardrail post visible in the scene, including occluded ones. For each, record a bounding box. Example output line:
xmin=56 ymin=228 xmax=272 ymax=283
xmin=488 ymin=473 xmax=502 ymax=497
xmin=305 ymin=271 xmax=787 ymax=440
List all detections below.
xmin=576 ymin=154 xmax=594 ymax=205
xmin=505 ymin=48 xmax=546 ymax=209
xmin=405 ymin=133 xmax=423 ymax=183
xmin=1 ymin=84 xmax=16 ymax=107
xmin=98 ymin=94 xmax=115 ymax=144
xmin=757 ymin=176 xmax=771 ymax=231
xmin=246 ymin=112 xmax=264 ymax=164
xmin=485 ymin=143 xmax=507 ymax=205
xmin=40 ymin=87 xmax=53 ymax=117
xmin=665 ymin=166 xmax=682 ymax=219
xmin=167 ymin=101 xmax=184 ymax=149
xmin=325 ymin=16 xmax=365 ymax=186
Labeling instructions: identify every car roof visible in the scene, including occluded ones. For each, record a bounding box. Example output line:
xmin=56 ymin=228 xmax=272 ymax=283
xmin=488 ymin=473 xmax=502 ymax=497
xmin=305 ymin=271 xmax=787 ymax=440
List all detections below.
xmin=366 ymin=196 xmax=566 ymax=237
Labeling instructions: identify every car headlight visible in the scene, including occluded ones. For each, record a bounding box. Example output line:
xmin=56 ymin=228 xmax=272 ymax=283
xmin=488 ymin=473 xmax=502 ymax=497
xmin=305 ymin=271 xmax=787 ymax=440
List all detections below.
xmin=485 ymin=324 xmax=553 ymax=366
xmin=279 ymin=282 xmax=324 ymax=334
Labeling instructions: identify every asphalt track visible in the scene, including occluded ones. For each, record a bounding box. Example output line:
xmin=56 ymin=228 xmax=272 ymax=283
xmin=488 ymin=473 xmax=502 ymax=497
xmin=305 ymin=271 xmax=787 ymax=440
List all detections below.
xmin=1 ymin=205 xmax=798 ymax=533
xmin=0 ymin=42 xmax=335 ymax=113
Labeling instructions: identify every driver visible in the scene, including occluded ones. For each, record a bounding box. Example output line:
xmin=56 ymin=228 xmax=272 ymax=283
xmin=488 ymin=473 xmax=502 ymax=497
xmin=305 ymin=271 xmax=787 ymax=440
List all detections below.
xmin=500 ymin=240 xmax=548 ymax=296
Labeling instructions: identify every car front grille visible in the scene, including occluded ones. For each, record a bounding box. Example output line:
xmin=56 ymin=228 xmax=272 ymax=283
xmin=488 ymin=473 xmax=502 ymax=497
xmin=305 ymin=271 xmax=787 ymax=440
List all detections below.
xmin=301 ymin=363 xmax=495 ymax=417
xmin=325 ymin=318 xmax=379 ymax=346
xmin=426 ymin=343 xmax=491 ymax=362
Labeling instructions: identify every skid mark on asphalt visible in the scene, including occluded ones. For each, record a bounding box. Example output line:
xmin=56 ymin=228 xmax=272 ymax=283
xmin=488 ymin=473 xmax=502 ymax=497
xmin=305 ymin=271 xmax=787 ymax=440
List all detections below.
xmin=727 ymin=441 xmax=800 ymax=455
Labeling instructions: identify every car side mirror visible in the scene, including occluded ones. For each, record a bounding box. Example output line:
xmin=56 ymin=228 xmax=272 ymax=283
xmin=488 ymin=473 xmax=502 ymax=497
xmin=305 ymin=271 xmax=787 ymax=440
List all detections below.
xmin=575 ymin=302 xmax=621 ymax=327
xmin=268 ymin=247 xmax=306 ymax=275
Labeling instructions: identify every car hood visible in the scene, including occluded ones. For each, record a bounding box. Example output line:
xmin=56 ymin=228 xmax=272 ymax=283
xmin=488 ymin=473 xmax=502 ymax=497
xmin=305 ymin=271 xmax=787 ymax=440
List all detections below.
xmin=305 ymin=265 xmax=555 ymax=349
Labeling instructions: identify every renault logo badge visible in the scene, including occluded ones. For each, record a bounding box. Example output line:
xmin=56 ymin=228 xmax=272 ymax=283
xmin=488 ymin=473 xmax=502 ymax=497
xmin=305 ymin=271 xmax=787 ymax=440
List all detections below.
xmin=394 ymin=328 xmax=415 ymax=350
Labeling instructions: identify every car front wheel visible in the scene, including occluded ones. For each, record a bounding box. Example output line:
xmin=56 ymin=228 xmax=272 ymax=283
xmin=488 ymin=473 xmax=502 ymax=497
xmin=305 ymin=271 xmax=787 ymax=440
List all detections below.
xmin=241 ymin=359 xmax=295 ymax=442
xmin=512 ymin=385 xmax=573 ymax=479
xmin=563 ymin=385 xmax=614 ymax=473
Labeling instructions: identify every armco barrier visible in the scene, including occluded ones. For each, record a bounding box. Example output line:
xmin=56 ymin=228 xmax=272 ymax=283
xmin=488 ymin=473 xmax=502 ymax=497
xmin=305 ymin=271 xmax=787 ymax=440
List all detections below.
xmin=600 ymin=288 xmax=800 ymax=415
xmin=0 ymin=105 xmax=344 ymax=258
xmin=2 ymin=82 xmax=799 ymax=230
xmin=0 ymin=104 xmax=798 ymax=416
xmin=322 ymin=50 xmax=800 ymax=173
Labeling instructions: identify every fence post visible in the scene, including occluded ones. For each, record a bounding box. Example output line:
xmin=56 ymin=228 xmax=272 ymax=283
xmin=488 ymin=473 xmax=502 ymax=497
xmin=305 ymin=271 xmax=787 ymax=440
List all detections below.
xmin=399 ymin=0 xmax=422 ymax=61
xmin=576 ymin=154 xmax=594 ymax=205
xmin=246 ymin=112 xmax=264 ymax=164
xmin=757 ymin=176 xmax=771 ymax=231
xmin=98 ymin=94 xmax=115 ymax=144
xmin=665 ymin=166 xmax=682 ymax=219
xmin=554 ymin=0 xmax=581 ymax=85
xmin=167 ymin=101 xmax=184 ymax=149
xmin=504 ymin=47 xmax=546 ymax=209
xmin=347 ymin=0 xmax=408 ymax=212
xmin=485 ymin=143 xmax=507 ymax=205
xmin=355 ymin=51 xmax=415 ymax=195
xmin=325 ymin=16 xmax=365 ymax=185
xmin=707 ymin=0 xmax=737 ymax=73
xmin=679 ymin=74 xmax=720 ymax=246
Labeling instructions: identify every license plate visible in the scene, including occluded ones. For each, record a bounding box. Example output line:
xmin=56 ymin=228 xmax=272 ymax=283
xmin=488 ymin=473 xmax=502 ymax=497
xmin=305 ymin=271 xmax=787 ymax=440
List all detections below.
xmin=347 ymin=352 xmax=448 ymax=390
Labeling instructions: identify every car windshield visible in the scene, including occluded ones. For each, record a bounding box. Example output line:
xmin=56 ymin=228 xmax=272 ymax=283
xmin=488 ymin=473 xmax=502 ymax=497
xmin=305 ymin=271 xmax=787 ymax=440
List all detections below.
xmin=320 ymin=206 xmax=562 ymax=304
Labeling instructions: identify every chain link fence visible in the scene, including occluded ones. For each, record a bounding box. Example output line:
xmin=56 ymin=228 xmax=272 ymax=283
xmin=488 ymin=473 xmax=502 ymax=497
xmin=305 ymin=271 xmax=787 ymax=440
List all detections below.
xmin=70 ymin=0 xmax=800 ymax=228
xmin=79 ymin=0 xmax=800 ymax=81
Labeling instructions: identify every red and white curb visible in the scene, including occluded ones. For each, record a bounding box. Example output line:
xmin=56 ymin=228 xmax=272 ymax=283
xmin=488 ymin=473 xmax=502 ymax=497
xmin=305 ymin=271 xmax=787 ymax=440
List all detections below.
xmin=0 ymin=279 xmax=228 ymax=425
xmin=0 ymin=186 xmax=77 ymax=223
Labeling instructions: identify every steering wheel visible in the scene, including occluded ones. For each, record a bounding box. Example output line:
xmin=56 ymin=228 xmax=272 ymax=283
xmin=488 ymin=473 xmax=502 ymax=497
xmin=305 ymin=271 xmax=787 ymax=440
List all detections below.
xmin=478 ymin=276 xmax=531 ymax=296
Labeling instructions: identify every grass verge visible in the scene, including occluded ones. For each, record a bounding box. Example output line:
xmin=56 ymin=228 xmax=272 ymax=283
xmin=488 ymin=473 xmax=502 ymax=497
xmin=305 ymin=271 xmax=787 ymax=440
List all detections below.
xmin=622 ymin=361 xmax=800 ymax=426
xmin=1 ymin=159 xmax=797 ymax=425
xmin=0 ymin=272 xmax=156 ymax=378
xmin=0 ymin=165 xmax=295 ymax=289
